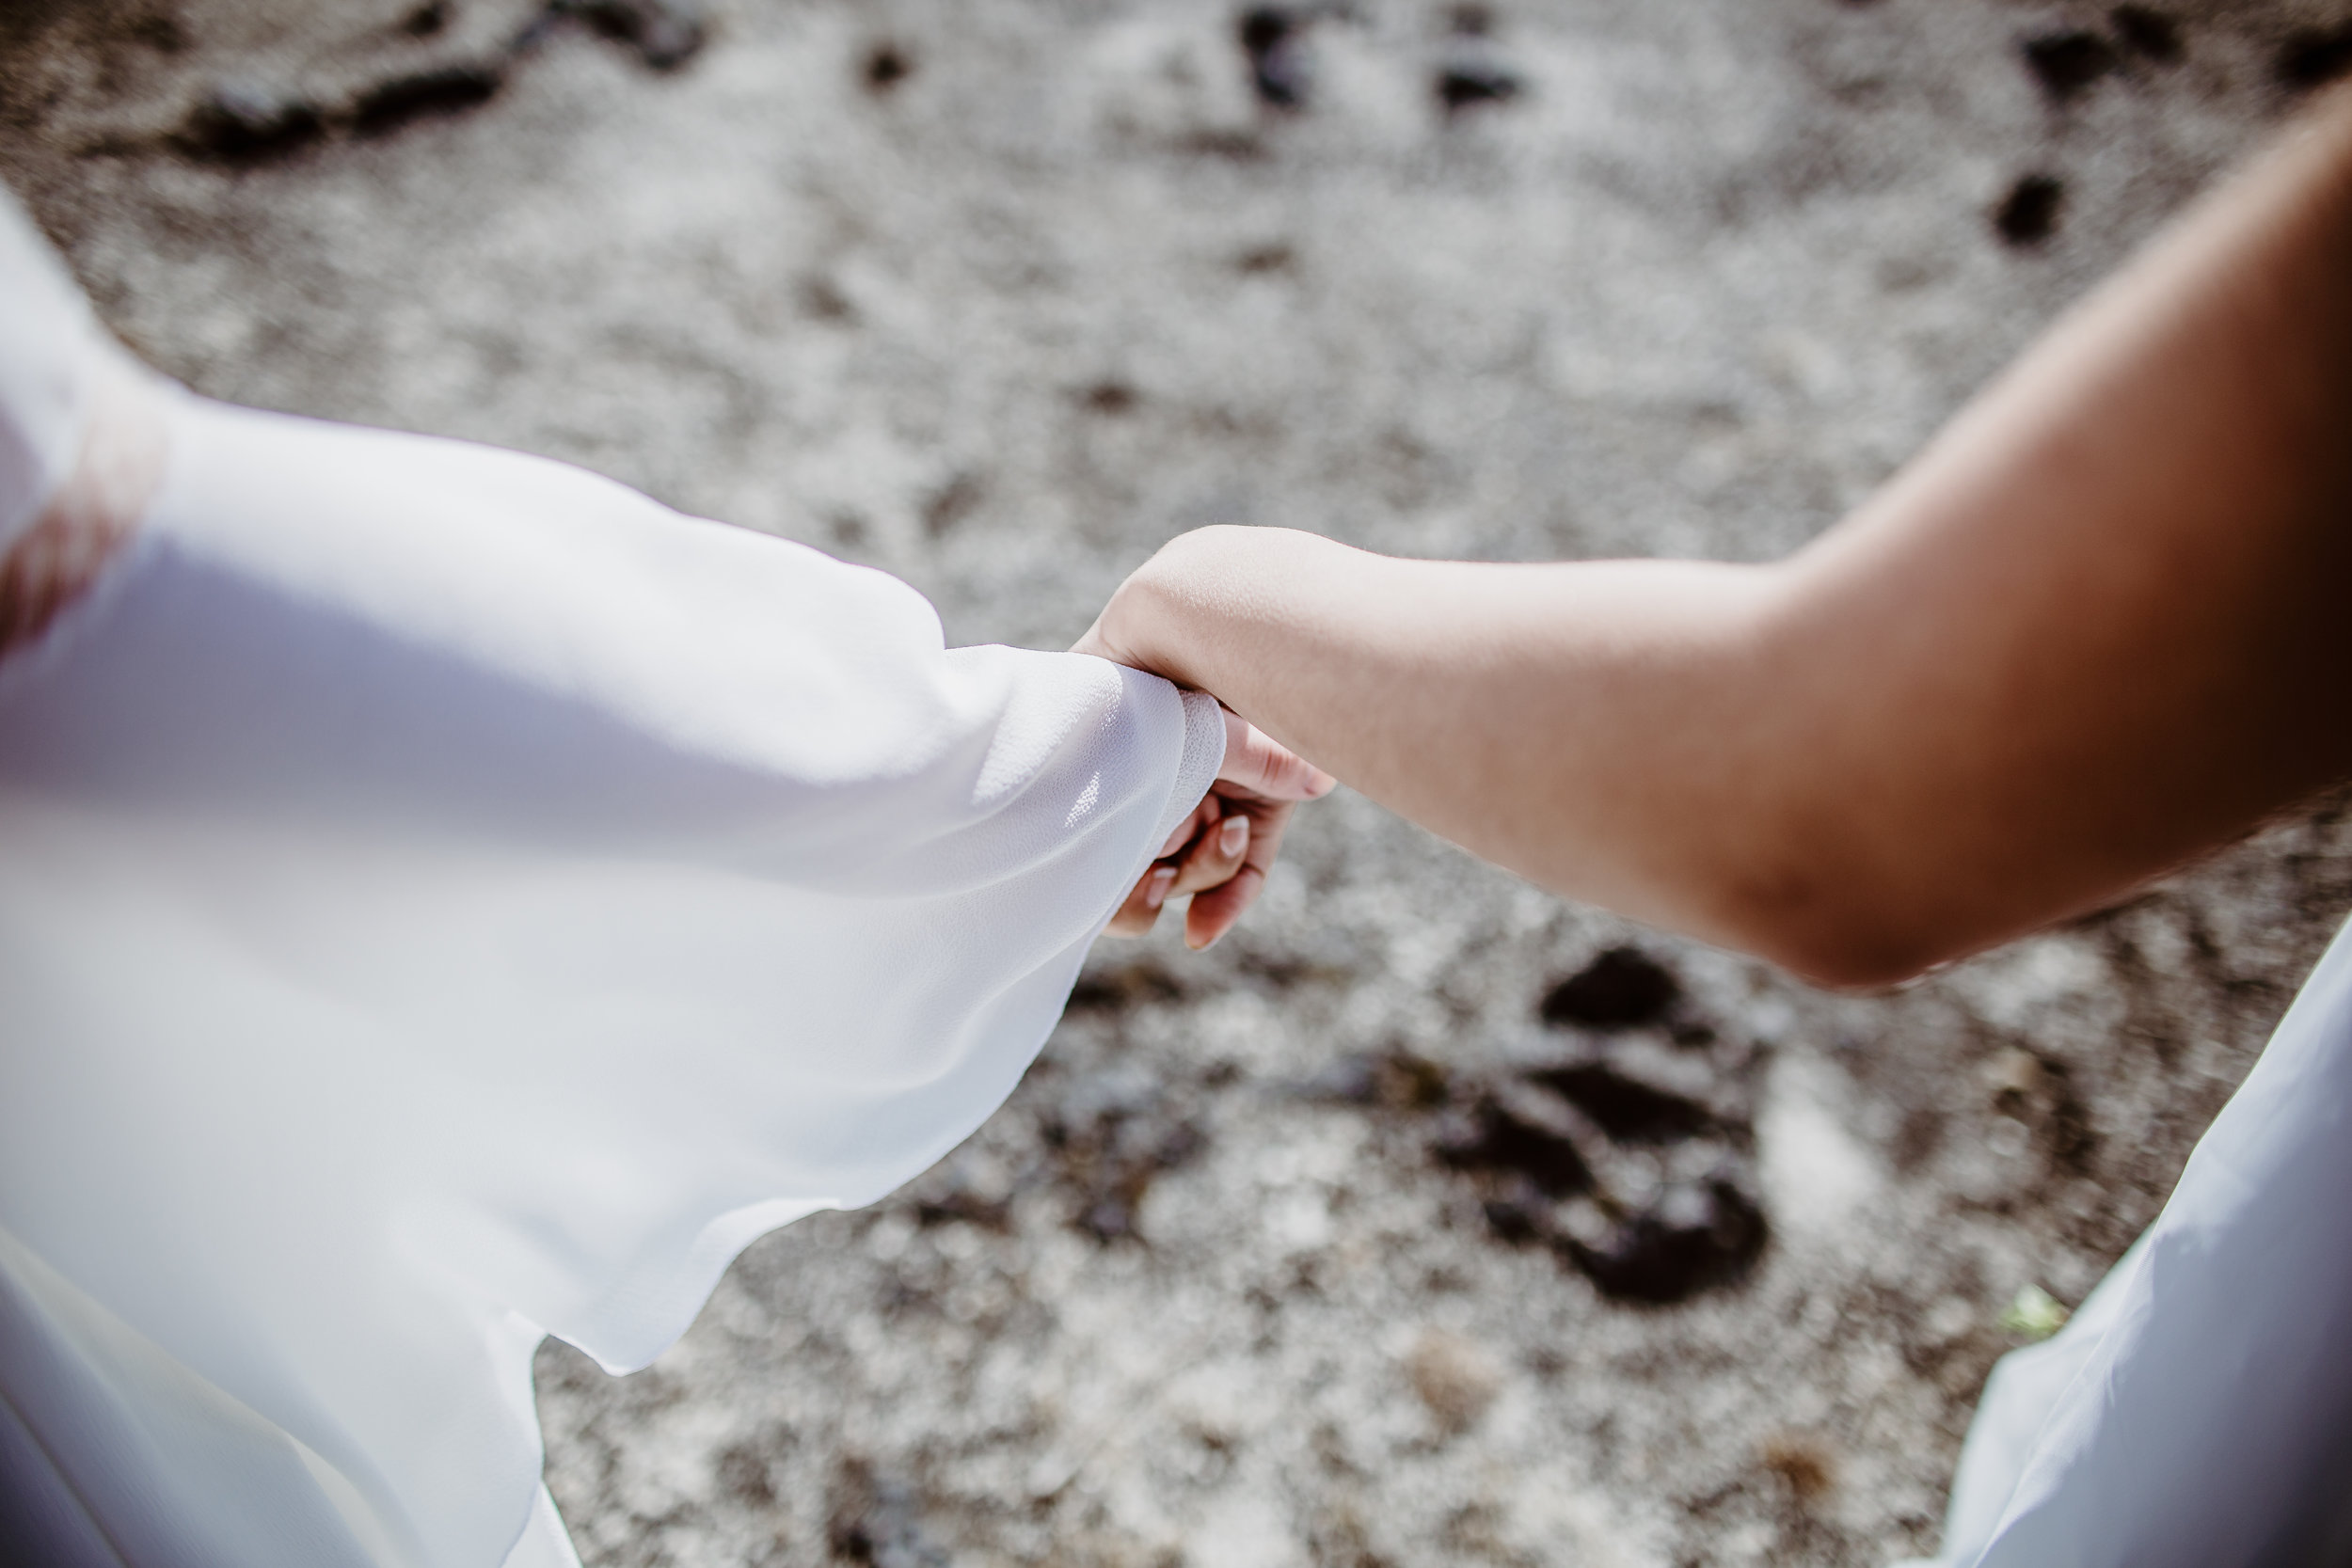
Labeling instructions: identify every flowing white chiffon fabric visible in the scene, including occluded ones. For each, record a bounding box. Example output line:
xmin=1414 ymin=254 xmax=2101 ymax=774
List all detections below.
xmin=1893 ymin=911 xmax=2352 ymax=1568
xmin=0 ymin=200 xmax=1221 ymax=1568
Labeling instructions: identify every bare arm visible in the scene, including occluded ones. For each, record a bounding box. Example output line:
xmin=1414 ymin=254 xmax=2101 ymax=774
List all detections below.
xmin=1077 ymin=87 xmax=2352 ymax=989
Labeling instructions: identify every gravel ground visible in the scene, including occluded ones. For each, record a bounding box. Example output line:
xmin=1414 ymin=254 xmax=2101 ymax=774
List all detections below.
xmin=8 ymin=2 xmax=2352 ymax=1563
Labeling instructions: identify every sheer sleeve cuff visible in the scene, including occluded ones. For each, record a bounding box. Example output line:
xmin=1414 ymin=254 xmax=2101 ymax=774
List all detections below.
xmin=1156 ymin=688 xmax=1229 ymax=847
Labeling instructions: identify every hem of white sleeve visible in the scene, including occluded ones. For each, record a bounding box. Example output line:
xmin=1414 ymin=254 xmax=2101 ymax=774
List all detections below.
xmin=1154 ymin=689 xmax=1227 ymax=848
xmin=500 ymin=1485 xmax=585 ymax=1568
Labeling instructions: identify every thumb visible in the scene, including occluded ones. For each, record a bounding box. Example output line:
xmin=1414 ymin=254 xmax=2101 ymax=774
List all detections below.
xmin=1218 ymin=708 xmax=1337 ymax=800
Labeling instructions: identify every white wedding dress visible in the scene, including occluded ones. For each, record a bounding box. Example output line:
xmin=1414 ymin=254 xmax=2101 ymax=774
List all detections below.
xmin=0 ymin=196 xmax=1220 ymax=1567
xmin=1898 ymin=912 xmax=2352 ymax=1568
xmin=12 ymin=185 xmax=2352 ymax=1568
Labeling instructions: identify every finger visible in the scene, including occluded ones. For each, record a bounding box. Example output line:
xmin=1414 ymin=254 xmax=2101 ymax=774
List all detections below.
xmin=1218 ymin=709 xmax=1336 ymax=800
xmin=1104 ymin=863 xmax=1179 ymax=938
xmin=1186 ymin=864 xmax=1265 ymax=950
xmin=1185 ymin=796 xmax=1295 ymax=948
xmin=1230 ymin=792 xmax=1295 ymax=879
xmin=1168 ymin=810 xmax=1248 ymax=897
xmin=1160 ymin=794 xmax=1216 ymax=860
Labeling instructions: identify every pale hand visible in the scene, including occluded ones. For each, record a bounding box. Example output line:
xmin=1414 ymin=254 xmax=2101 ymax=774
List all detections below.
xmin=1098 ymin=703 xmax=1333 ymax=949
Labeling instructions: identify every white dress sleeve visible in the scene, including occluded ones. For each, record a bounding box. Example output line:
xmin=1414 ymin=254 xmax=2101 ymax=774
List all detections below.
xmin=0 ymin=196 xmax=1224 ymax=1568
xmin=0 ymin=198 xmax=97 ymax=554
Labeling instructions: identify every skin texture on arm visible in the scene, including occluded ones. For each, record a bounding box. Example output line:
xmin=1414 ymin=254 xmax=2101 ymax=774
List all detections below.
xmin=1077 ymin=87 xmax=2352 ymax=989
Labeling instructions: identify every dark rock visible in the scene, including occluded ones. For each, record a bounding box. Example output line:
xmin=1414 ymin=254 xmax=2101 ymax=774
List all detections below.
xmin=909 ymin=1147 xmax=1016 ymax=1232
xmin=1238 ymin=5 xmax=1312 ymax=109
xmin=2021 ymin=30 xmax=2118 ymax=102
xmin=1437 ymin=57 xmax=1519 ymax=112
xmin=1422 ymin=1049 xmax=1768 ymax=1302
xmin=1562 ymin=1176 xmax=1767 ymax=1304
xmin=913 ymin=1186 xmax=1010 ymax=1231
xmin=1480 ymin=1193 xmax=1545 ymax=1243
xmin=402 ymin=1 xmax=452 ymax=39
xmin=864 ymin=40 xmax=913 ymax=92
xmin=1436 ymin=1096 xmax=1593 ymax=1197
xmin=1532 ymin=1063 xmax=1713 ymax=1144
xmin=1539 ymin=946 xmax=1680 ymax=1030
xmin=351 ymin=63 xmax=504 ymax=137
xmin=2277 ymin=24 xmax=2352 ymax=89
xmin=554 ymin=0 xmax=706 ymax=71
xmin=175 ymin=81 xmax=326 ymax=164
xmin=2108 ymin=6 xmax=2182 ymax=64
xmin=1993 ymin=172 xmax=2065 ymax=247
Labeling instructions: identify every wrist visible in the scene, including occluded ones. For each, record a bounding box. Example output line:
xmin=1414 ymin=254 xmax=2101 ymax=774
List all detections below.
xmin=1114 ymin=525 xmax=1330 ymax=689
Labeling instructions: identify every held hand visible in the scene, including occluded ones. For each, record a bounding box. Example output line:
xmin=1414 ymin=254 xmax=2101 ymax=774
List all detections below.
xmin=1102 ymin=706 xmax=1335 ymax=949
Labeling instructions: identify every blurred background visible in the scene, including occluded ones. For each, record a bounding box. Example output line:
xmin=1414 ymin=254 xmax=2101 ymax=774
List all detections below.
xmin=8 ymin=1 xmax=2352 ymax=1562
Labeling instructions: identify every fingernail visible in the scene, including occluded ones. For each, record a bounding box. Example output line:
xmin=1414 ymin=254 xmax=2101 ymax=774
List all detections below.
xmin=1144 ymin=866 xmax=1176 ymax=910
xmin=1218 ymin=816 xmax=1248 ymax=856
xmin=1309 ymin=769 xmax=1338 ymax=797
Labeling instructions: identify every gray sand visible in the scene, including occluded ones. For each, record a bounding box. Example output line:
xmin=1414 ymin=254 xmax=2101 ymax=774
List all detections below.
xmin=8 ymin=1 xmax=2352 ymax=1561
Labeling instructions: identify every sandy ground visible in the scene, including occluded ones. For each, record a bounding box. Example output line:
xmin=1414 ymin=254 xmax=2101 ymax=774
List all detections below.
xmin=8 ymin=1 xmax=2352 ymax=1562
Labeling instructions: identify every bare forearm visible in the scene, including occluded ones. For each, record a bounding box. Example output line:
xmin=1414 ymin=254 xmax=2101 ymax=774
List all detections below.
xmin=1093 ymin=531 xmax=1790 ymax=947
xmin=1759 ymin=83 xmax=2352 ymax=969
xmin=1089 ymin=89 xmax=2352 ymax=986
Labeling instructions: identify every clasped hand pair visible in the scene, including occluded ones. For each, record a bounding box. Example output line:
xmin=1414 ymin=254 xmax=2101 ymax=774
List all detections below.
xmin=1089 ymin=682 xmax=1333 ymax=952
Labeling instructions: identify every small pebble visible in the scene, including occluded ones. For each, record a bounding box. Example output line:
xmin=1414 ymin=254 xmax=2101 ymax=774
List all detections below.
xmin=177 ymin=81 xmax=326 ymax=163
xmin=1238 ymin=6 xmax=1312 ymax=109
xmin=557 ymin=0 xmax=707 ymax=71
xmin=2021 ymin=30 xmax=2119 ymax=101
xmin=1994 ymin=173 xmax=2065 ymax=247
xmin=864 ymin=41 xmax=914 ymax=92
xmin=1437 ymin=56 xmax=1519 ymax=112
xmin=1406 ymin=1328 xmax=1504 ymax=1432
xmin=403 ymin=0 xmax=453 ymax=39
xmin=1758 ymin=1432 xmax=1837 ymax=1504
